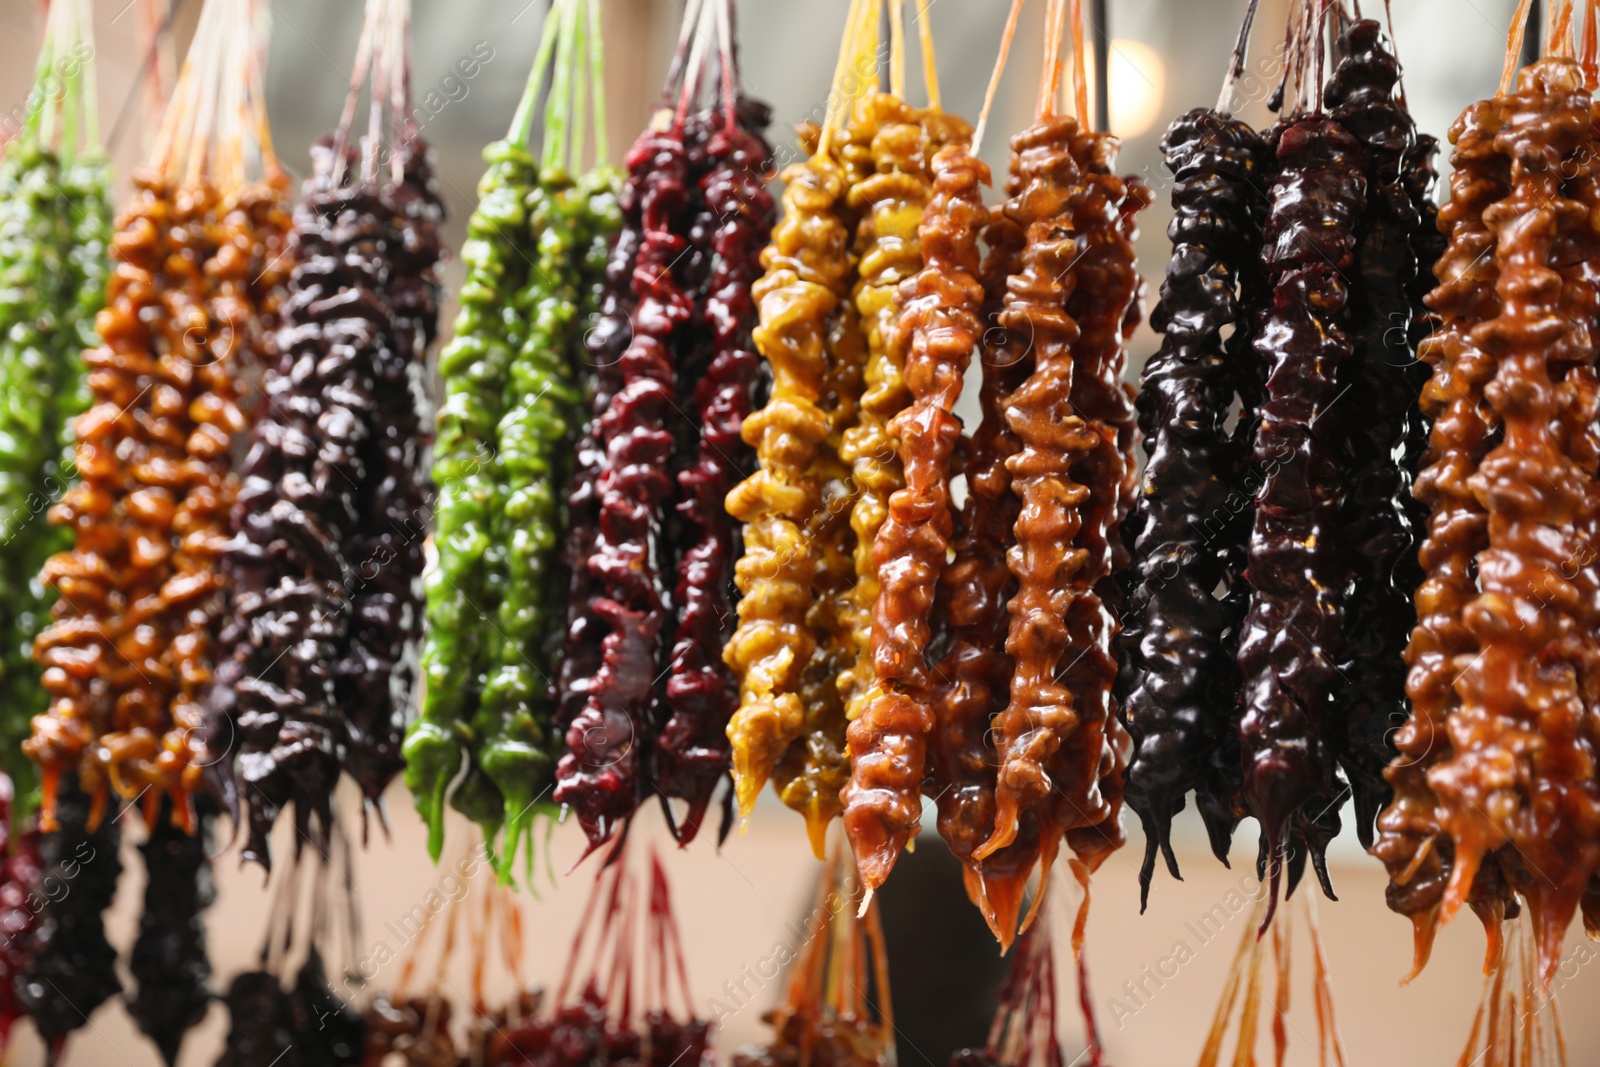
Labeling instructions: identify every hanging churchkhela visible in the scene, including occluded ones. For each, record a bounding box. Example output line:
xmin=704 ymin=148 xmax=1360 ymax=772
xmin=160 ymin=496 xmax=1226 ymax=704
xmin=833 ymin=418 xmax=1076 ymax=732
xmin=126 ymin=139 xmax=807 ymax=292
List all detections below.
xmin=723 ymin=0 xmax=1143 ymax=949
xmin=1377 ymin=0 xmax=1600 ymax=987
xmin=0 ymin=0 xmax=110 ymax=807
xmin=15 ymin=777 xmax=121 ymax=1057
xmin=26 ymin=0 xmax=291 ymax=834
xmin=729 ymin=848 xmax=895 ymax=1067
xmin=209 ymin=0 xmax=444 ymax=872
xmin=839 ymin=2 xmax=975 ymax=890
xmin=127 ymin=799 xmax=215 ymax=1064
xmin=357 ymin=843 xmax=709 ymax=1067
xmin=409 ymin=0 xmax=620 ymax=875
xmin=0 ymin=3 xmax=109 ymax=1049
xmin=724 ymin=0 xmax=969 ymax=858
xmin=1121 ymin=0 xmax=1440 ymax=923
xmin=212 ymin=865 xmax=368 ymax=1067
xmin=554 ymin=0 xmax=774 ymax=856
xmin=969 ymin=0 xmax=1143 ymax=946
xmin=722 ymin=1 xmax=867 ymax=854
xmin=938 ymin=0 xmax=1141 ymax=944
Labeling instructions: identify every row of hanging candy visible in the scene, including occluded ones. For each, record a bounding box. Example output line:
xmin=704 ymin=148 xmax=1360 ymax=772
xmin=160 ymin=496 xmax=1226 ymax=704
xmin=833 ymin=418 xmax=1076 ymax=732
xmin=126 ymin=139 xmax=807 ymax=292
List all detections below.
xmin=406 ymin=0 xmax=780 ymax=879
xmin=720 ymin=0 xmax=1144 ymax=953
xmin=0 ymin=0 xmax=271 ymax=1060
xmin=1 ymin=0 xmax=450 ymax=1060
xmin=1126 ymin=0 xmax=1600 ymax=1012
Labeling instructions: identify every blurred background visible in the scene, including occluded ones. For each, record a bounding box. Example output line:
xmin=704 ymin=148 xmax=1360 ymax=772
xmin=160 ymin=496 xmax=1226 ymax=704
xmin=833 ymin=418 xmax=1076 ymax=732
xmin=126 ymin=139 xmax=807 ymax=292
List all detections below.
xmin=0 ymin=0 xmax=1592 ymax=1065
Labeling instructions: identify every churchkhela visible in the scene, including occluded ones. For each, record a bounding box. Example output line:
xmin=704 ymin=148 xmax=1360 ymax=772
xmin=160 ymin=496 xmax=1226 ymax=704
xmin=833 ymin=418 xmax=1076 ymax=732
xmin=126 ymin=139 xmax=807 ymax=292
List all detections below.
xmin=1378 ymin=0 xmax=1600 ymax=987
xmin=10 ymin=0 xmax=1600 ymax=1063
xmin=553 ymin=0 xmax=775 ymax=856
xmin=409 ymin=0 xmax=620 ymax=875
xmin=26 ymin=0 xmax=290 ymax=834
xmin=210 ymin=0 xmax=444 ymax=872
xmin=1121 ymin=0 xmax=1440 ymax=926
xmin=721 ymin=0 xmax=1146 ymax=948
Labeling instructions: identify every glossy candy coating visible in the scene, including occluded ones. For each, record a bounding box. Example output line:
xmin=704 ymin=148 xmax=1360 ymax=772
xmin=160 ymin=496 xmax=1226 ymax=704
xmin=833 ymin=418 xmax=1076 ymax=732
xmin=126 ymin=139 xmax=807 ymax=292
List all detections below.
xmin=1120 ymin=109 xmax=1269 ymax=905
xmin=1236 ymin=117 xmax=1366 ymax=910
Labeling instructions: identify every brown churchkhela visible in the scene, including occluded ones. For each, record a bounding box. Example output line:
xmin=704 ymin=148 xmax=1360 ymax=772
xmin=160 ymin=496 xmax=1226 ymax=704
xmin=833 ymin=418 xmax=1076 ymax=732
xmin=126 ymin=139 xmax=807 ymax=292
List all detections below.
xmin=1426 ymin=56 xmax=1600 ymax=983
xmin=839 ymin=96 xmax=971 ymax=887
xmin=979 ymin=114 xmax=1096 ymax=869
xmin=1377 ymin=2 xmax=1600 ymax=984
xmin=28 ymin=173 xmax=289 ymax=832
xmin=926 ymin=141 xmax=1030 ymax=939
xmin=1376 ymin=92 xmax=1514 ymax=975
xmin=847 ymin=137 xmax=987 ymax=889
xmin=26 ymin=0 xmax=289 ymax=833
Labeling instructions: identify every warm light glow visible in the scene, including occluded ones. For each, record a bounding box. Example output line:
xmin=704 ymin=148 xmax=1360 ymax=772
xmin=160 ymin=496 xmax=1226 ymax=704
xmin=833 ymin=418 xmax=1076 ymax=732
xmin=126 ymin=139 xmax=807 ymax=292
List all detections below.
xmin=1090 ymin=37 xmax=1166 ymax=138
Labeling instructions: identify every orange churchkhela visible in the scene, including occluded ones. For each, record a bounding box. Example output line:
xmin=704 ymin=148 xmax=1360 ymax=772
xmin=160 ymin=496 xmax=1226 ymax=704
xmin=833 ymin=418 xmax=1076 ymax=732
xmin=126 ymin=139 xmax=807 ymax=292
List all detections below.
xmin=27 ymin=0 xmax=289 ymax=832
xmin=1380 ymin=0 xmax=1600 ymax=986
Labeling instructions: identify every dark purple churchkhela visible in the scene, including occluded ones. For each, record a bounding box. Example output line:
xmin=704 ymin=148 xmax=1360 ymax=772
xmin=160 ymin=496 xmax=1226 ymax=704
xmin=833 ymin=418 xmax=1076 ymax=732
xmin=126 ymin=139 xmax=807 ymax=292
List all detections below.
xmin=1322 ymin=18 xmax=1438 ymax=847
xmin=559 ymin=181 xmax=643 ymax=733
xmin=338 ymin=140 xmax=444 ymax=817
xmin=215 ymin=951 xmax=365 ymax=1067
xmin=214 ymin=971 xmax=294 ymax=1067
xmin=127 ymin=800 xmax=214 ymax=1065
xmin=1118 ymin=108 xmax=1270 ymax=907
xmin=14 ymin=779 xmax=121 ymax=1049
xmin=209 ymin=138 xmax=442 ymax=868
xmin=210 ymin=142 xmax=375 ymax=868
xmin=1236 ymin=116 xmax=1366 ymax=917
xmin=655 ymin=99 xmax=775 ymax=844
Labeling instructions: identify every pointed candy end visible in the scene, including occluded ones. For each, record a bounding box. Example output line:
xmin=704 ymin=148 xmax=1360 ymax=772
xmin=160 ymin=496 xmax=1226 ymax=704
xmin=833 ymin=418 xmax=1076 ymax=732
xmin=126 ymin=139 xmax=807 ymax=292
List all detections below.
xmin=1400 ymin=907 xmax=1440 ymax=986
xmin=973 ymin=818 xmax=1017 ymax=864
xmin=851 ymin=842 xmax=895 ymax=894
xmin=803 ymin=809 xmax=832 ymax=862
xmin=732 ymin=766 xmax=766 ymax=823
xmin=422 ymin=777 xmax=448 ymax=864
xmin=980 ymin=868 xmax=1029 ymax=949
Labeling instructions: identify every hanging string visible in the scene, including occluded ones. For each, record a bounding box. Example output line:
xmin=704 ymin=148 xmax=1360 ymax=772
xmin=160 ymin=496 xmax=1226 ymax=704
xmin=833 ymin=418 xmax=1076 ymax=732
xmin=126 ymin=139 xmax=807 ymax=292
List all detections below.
xmin=1581 ymin=0 xmax=1598 ymax=84
xmin=1314 ymin=0 xmax=1329 ymax=115
xmin=570 ymin=0 xmax=590 ymax=171
xmin=1218 ymin=0 xmax=1263 ymax=113
xmin=672 ymin=0 xmax=716 ymax=130
xmin=589 ymin=0 xmax=610 ymax=163
xmin=1551 ymin=0 xmax=1575 ymax=56
xmin=1504 ymin=0 xmax=1538 ymax=91
xmin=819 ymin=0 xmax=868 ymax=159
xmin=917 ymin=0 xmax=941 ymax=109
xmin=548 ymin=0 xmax=583 ymax=168
xmin=510 ymin=1 xmax=564 ymax=147
xmin=716 ymin=0 xmax=736 ymax=129
xmin=1071 ymin=0 xmax=1090 ymax=126
xmin=661 ymin=0 xmax=707 ymax=104
xmin=890 ymin=0 xmax=907 ymax=101
xmin=108 ymin=0 xmax=181 ymax=153
xmin=1091 ymin=0 xmax=1109 ymax=131
xmin=151 ymin=0 xmax=276 ymax=191
xmin=1038 ymin=0 xmax=1067 ymax=119
xmin=973 ymin=0 xmax=1024 ymax=155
